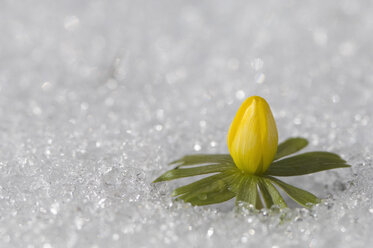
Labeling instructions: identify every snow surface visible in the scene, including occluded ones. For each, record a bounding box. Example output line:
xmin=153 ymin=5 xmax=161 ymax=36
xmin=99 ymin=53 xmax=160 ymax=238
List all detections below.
xmin=1 ymin=0 xmax=373 ymax=247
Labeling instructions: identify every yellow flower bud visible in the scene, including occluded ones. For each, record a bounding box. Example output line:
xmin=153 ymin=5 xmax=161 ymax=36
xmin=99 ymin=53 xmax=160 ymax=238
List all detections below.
xmin=227 ymin=96 xmax=278 ymax=175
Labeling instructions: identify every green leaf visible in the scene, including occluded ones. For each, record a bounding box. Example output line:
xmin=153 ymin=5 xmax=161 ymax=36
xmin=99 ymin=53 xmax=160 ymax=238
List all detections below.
xmin=235 ymin=175 xmax=258 ymax=207
xmin=258 ymin=178 xmax=274 ymax=208
xmin=268 ymin=177 xmax=320 ymax=208
xmin=221 ymin=170 xmax=243 ymax=194
xmin=266 ymin=152 xmax=350 ymax=177
xmin=274 ymin=137 xmax=309 ymax=160
xmin=175 ymin=169 xmax=238 ymax=205
xmin=153 ymin=163 xmax=234 ymax=183
xmin=258 ymin=178 xmax=287 ymax=208
xmin=179 ymin=188 xmax=236 ymax=206
xmin=255 ymin=188 xmax=264 ymax=209
xmin=169 ymin=154 xmax=234 ymax=167
xmin=172 ymin=169 xmax=238 ymax=197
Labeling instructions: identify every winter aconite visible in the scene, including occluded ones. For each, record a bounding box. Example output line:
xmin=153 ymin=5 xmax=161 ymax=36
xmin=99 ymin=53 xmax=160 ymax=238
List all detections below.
xmin=153 ymin=95 xmax=350 ymax=209
xmin=227 ymin=96 xmax=278 ymax=175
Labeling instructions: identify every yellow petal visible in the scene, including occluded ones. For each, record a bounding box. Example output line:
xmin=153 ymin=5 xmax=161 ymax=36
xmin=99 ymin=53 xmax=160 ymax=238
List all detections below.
xmin=227 ymin=96 xmax=278 ymax=174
